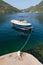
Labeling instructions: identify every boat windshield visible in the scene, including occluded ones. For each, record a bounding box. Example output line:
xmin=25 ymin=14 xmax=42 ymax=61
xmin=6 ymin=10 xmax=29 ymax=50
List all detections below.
xmin=19 ymin=20 xmax=27 ymax=23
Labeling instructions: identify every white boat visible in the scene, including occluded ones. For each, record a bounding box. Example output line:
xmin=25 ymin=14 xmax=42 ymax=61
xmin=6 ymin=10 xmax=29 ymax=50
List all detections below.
xmin=11 ymin=20 xmax=32 ymax=31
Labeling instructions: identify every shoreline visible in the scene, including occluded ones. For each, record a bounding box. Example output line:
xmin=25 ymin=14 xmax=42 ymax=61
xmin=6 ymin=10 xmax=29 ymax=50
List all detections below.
xmin=0 ymin=52 xmax=42 ymax=65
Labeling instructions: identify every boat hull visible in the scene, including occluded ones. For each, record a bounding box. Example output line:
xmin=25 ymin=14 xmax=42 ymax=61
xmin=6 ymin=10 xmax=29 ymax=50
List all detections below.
xmin=12 ymin=23 xmax=32 ymax=31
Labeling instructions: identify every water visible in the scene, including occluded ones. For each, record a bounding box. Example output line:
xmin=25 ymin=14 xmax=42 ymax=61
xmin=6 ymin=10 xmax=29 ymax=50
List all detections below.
xmin=0 ymin=13 xmax=43 ymax=55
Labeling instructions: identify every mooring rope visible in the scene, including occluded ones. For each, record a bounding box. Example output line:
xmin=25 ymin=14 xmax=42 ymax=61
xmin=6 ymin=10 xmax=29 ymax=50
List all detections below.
xmin=19 ymin=29 xmax=32 ymax=51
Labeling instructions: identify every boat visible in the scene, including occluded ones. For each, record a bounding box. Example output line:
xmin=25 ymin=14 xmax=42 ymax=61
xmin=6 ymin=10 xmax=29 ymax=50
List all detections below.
xmin=11 ymin=20 xmax=32 ymax=31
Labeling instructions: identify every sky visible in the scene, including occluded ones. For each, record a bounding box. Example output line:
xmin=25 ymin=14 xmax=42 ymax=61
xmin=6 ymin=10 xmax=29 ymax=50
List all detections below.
xmin=3 ymin=0 xmax=41 ymax=9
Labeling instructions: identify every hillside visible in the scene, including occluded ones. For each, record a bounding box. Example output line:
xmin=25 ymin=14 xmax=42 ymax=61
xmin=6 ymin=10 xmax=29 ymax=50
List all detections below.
xmin=0 ymin=0 xmax=21 ymax=14
xmin=23 ymin=1 xmax=43 ymax=13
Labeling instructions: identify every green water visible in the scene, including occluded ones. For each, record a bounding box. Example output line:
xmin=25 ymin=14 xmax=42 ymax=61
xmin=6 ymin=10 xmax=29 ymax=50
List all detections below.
xmin=0 ymin=13 xmax=43 ymax=55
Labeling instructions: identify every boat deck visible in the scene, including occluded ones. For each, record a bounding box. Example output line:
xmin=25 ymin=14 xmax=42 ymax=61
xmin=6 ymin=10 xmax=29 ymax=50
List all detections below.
xmin=11 ymin=20 xmax=32 ymax=26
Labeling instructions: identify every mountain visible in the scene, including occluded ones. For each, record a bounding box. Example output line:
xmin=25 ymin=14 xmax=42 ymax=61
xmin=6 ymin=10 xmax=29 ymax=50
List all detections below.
xmin=0 ymin=0 xmax=21 ymax=14
xmin=23 ymin=1 xmax=43 ymax=13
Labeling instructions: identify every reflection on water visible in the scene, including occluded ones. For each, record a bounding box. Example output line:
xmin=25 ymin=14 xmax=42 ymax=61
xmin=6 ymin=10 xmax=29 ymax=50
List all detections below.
xmin=12 ymin=25 xmax=32 ymax=36
xmin=36 ymin=14 xmax=43 ymax=24
xmin=0 ymin=13 xmax=43 ymax=55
